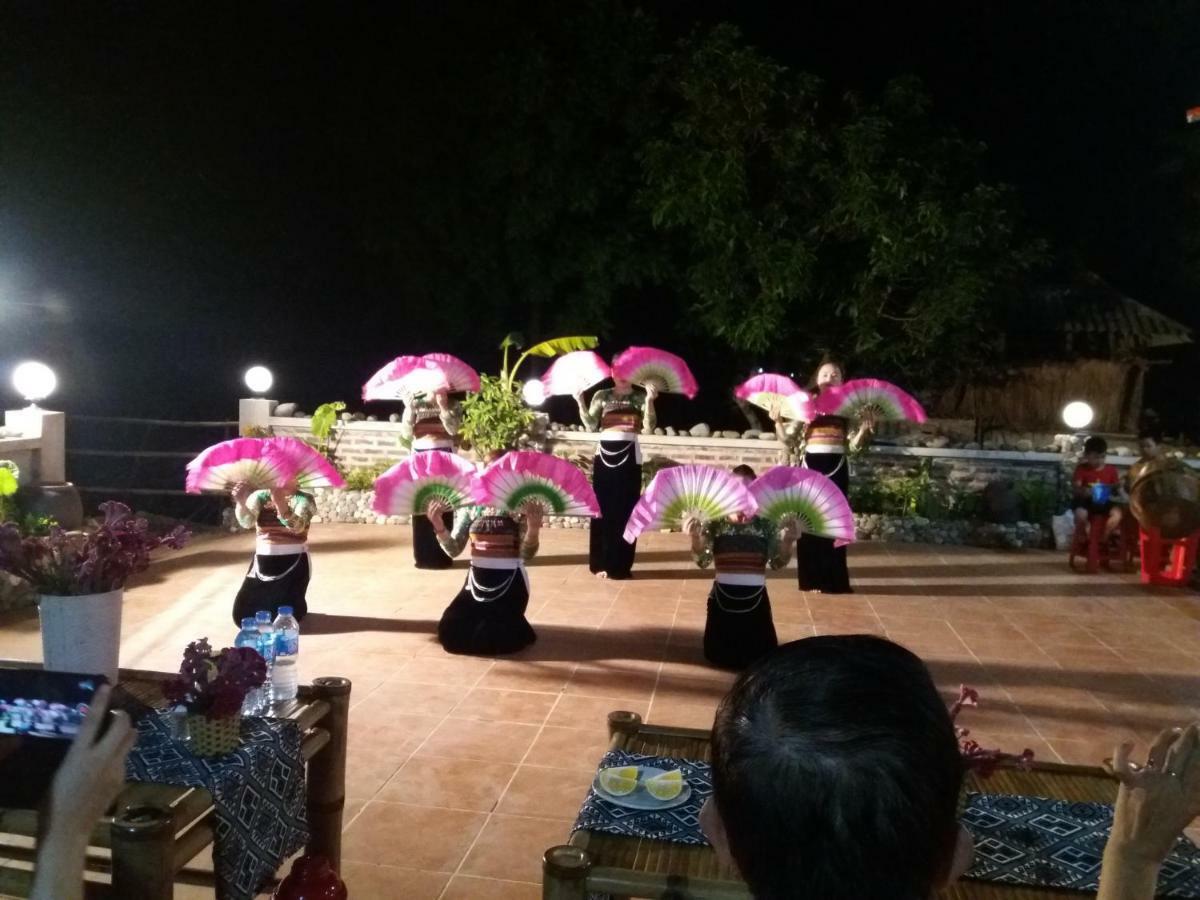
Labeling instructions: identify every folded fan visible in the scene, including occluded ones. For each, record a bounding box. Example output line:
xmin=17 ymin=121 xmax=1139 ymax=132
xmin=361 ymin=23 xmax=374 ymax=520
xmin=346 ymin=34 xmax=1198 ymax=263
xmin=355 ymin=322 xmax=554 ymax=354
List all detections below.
xmin=811 ymin=378 xmax=927 ymax=424
xmin=612 ymin=346 xmax=699 ymax=398
xmin=362 ymin=355 xmax=452 ymax=401
xmin=474 ymin=451 xmax=600 ymax=516
xmin=749 ymin=466 xmax=855 ymax=544
xmin=262 ymin=436 xmax=347 ymax=490
xmin=541 ymin=351 xmax=611 ymax=397
xmin=623 ymin=465 xmax=757 ymax=543
xmin=372 ymin=451 xmax=476 ymax=516
xmin=735 ymin=374 xmax=810 ymax=418
xmin=185 ymin=438 xmax=284 ymax=494
xmin=420 ymin=353 xmax=481 ymax=393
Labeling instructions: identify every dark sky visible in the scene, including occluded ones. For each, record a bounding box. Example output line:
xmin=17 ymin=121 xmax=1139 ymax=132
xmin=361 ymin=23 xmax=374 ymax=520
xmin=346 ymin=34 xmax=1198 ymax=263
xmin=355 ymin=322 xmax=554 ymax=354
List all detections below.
xmin=1 ymin=1 xmax=1197 ymax=428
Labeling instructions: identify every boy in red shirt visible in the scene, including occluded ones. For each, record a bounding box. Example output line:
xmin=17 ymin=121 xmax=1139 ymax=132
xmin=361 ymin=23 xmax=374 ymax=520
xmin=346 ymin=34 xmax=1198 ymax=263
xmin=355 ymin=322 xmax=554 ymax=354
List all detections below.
xmin=1072 ymin=435 xmax=1123 ymax=542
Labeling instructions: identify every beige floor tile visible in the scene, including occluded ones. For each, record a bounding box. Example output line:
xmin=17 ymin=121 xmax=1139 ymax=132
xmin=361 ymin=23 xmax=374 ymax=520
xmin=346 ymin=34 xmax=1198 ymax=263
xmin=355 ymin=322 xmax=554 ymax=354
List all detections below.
xmin=418 ymin=718 xmax=541 ymax=763
xmin=496 ymin=764 xmax=596 ymax=820
xmin=378 ymin=755 xmax=518 ymax=811
xmin=341 ymin=801 xmax=487 ymax=871
xmin=459 ymin=813 xmax=570 ymax=882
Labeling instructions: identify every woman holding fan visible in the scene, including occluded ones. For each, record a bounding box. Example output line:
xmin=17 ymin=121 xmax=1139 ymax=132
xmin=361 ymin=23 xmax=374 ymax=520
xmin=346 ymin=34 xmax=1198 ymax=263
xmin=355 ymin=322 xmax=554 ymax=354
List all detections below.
xmin=577 ymin=376 xmax=658 ymax=580
xmin=774 ymin=360 xmax=874 ymax=594
xmin=401 ymin=389 xmax=463 ymax=570
xmin=231 ymin=480 xmax=315 ymax=624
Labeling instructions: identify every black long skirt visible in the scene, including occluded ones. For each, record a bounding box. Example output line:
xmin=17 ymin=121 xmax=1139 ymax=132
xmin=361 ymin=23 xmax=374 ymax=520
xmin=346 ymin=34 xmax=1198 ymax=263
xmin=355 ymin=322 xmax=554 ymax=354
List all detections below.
xmin=231 ymin=552 xmax=310 ymax=626
xmin=413 ymin=512 xmax=454 ymax=569
xmin=438 ymin=565 xmax=536 ymax=656
xmin=797 ymin=452 xmax=852 ymax=593
xmin=703 ymin=581 xmax=778 ymax=670
xmin=589 ymin=440 xmax=641 ymax=579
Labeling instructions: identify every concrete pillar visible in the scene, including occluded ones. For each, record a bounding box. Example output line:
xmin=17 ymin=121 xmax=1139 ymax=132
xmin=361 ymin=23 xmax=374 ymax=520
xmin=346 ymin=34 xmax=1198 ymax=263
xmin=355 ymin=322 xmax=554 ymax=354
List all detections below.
xmin=238 ymin=398 xmax=274 ymax=433
xmin=3 ymin=408 xmax=65 ymax=482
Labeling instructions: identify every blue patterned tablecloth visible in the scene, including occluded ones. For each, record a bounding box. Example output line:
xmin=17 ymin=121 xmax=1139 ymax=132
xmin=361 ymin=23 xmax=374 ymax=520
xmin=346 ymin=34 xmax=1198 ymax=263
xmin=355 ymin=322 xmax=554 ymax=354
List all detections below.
xmin=574 ymin=754 xmax=1200 ymax=896
xmin=122 ymin=704 xmax=309 ymax=900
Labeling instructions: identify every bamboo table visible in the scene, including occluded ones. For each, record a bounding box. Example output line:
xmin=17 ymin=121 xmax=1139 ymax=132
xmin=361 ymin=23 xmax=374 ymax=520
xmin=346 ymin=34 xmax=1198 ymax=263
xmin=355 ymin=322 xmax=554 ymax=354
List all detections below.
xmin=543 ymin=711 xmax=1120 ymax=900
xmin=0 ymin=664 xmax=351 ymax=899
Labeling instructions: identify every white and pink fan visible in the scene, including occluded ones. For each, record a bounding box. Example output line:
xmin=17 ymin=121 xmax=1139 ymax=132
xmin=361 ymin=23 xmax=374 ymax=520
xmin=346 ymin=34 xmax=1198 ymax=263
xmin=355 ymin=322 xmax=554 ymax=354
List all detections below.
xmin=811 ymin=378 xmax=926 ymax=424
xmin=749 ymin=466 xmax=855 ymax=545
xmin=362 ymin=356 xmax=450 ymax=401
xmin=263 ymin=436 xmax=347 ymax=490
xmin=612 ymin=346 xmax=698 ymax=398
xmin=185 ymin=436 xmax=345 ymax=493
xmin=541 ymin=351 xmax=611 ymax=397
xmin=372 ymin=451 xmax=476 ymax=516
xmin=735 ymin=374 xmax=811 ymax=419
xmin=474 ymin=451 xmax=599 ymax=517
xmin=420 ymin=353 xmax=481 ymax=393
xmin=623 ymin=465 xmax=757 ymax=543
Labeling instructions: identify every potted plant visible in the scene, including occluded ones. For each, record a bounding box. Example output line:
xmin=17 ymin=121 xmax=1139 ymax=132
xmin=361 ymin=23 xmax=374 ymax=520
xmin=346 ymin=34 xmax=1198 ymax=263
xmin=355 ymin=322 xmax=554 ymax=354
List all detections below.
xmin=163 ymin=639 xmax=267 ymax=757
xmin=0 ymin=501 xmax=189 ymax=681
xmin=460 ymin=335 xmax=597 ymax=458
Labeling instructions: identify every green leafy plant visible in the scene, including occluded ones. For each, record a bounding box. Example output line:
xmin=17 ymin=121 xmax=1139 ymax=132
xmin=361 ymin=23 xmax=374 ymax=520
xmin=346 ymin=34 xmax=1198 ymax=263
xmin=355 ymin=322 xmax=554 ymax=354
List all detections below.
xmin=0 ymin=461 xmax=20 ymax=525
xmin=498 ymin=334 xmax=599 ymax=391
xmin=240 ymin=425 xmax=274 ymax=438
xmin=310 ymin=402 xmax=346 ymax=463
xmin=342 ymin=460 xmax=397 ymax=492
xmin=1015 ymin=478 xmax=1058 ymax=525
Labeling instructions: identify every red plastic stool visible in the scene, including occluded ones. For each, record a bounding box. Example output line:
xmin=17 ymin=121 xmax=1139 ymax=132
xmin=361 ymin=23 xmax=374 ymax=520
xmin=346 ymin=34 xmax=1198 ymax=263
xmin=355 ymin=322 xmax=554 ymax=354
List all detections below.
xmin=1138 ymin=527 xmax=1200 ymax=587
xmin=1069 ymin=514 xmax=1115 ymax=574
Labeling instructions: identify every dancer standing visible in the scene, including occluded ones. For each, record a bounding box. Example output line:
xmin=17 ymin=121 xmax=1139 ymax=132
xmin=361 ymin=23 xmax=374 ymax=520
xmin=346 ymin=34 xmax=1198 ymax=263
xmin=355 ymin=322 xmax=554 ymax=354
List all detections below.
xmin=576 ymin=378 xmax=657 ymax=579
xmin=231 ymin=480 xmax=314 ymax=624
xmin=401 ymin=389 xmax=462 ymax=569
xmin=773 ymin=360 xmax=872 ymax=593
xmin=686 ymin=465 xmax=796 ymax=669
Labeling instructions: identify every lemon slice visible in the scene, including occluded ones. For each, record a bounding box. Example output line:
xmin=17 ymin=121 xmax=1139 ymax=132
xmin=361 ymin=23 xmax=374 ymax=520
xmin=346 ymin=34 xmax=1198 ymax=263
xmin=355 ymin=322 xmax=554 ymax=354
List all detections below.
xmin=598 ymin=766 xmax=640 ymax=796
xmin=644 ymin=769 xmax=683 ymax=800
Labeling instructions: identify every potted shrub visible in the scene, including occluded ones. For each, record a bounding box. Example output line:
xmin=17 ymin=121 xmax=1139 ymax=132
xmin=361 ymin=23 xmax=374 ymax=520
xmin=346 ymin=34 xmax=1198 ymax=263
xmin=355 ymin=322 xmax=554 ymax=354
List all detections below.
xmin=0 ymin=501 xmax=189 ymax=681
xmin=163 ymin=639 xmax=267 ymax=757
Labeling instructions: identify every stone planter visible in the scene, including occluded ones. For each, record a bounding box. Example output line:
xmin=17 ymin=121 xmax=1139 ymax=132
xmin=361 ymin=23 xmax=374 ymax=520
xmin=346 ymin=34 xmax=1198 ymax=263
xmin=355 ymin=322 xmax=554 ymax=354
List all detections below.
xmin=39 ymin=588 xmax=123 ymax=683
xmin=21 ymin=481 xmax=84 ymax=530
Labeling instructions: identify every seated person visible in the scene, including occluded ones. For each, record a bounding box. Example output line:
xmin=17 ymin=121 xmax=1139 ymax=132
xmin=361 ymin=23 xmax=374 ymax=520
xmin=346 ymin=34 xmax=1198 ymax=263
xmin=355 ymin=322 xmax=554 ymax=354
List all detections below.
xmin=1072 ymin=435 xmax=1123 ymax=543
xmin=701 ymin=635 xmax=1200 ymax=900
xmin=1127 ymin=429 xmax=1165 ymax=491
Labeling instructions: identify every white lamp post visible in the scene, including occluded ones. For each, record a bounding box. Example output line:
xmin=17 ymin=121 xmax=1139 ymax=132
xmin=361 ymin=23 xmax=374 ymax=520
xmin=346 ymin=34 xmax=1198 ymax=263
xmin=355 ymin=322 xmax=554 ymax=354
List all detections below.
xmin=1061 ymin=401 xmax=1094 ymax=431
xmin=522 ymin=379 xmax=547 ymax=407
xmin=11 ymin=361 xmax=57 ymax=408
xmin=244 ymin=366 xmax=273 ymax=394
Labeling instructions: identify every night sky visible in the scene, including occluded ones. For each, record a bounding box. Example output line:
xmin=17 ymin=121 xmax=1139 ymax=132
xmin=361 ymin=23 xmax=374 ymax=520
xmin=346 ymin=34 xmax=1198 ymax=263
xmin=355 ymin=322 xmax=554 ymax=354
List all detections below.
xmin=2 ymin=2 xmax=1197 ymax=431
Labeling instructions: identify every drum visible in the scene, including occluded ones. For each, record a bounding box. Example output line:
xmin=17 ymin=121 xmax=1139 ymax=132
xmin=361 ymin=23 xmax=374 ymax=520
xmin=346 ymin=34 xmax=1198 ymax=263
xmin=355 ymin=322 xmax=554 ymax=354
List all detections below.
xmin=1130 ymin=463 xmax=1200 ymax=539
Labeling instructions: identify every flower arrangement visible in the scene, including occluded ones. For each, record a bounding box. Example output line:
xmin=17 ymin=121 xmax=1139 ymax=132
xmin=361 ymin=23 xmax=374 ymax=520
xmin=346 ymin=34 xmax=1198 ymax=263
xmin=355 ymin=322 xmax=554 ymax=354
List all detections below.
xmin=0 ymin=501 xmax=189 ymax=596
xmin=950 ymin=685 xmax=1035 ymax=778
xmin=163 ymin=639 xmax=267 ymax=719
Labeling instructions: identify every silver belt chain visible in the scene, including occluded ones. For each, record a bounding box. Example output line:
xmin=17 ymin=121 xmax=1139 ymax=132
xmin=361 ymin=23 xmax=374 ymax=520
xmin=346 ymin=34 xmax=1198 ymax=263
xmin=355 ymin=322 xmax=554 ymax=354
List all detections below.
xmin=467 ymin=566 xmax=519 ymax=603
xmin=597 ymin=442 xmax=635 ymax=468
xmin=713 ymin=581 xmax=766 ymax=614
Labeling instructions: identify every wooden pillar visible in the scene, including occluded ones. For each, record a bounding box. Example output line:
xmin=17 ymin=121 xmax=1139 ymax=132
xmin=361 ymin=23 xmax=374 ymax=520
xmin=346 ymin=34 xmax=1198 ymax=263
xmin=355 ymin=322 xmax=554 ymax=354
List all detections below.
xmin=542 ymin=845 xmax=592 ymax=900
xmin=306 ymin=676 xmax=352 ymax=867
xmin=111 ymin=805 xmax=175 ymax=900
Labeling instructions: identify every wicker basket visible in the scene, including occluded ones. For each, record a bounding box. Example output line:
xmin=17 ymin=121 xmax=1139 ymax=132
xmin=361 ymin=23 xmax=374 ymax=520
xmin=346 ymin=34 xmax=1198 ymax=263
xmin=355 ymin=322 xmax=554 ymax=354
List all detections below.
xmin=186 ymin=713 xmax=243 ymax=757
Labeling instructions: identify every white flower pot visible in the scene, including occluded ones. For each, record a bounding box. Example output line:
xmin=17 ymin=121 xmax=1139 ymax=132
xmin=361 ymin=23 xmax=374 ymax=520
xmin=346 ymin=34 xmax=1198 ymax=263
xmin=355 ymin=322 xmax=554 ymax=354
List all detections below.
xmin=39 ymin=589 xmax=123 ymax=683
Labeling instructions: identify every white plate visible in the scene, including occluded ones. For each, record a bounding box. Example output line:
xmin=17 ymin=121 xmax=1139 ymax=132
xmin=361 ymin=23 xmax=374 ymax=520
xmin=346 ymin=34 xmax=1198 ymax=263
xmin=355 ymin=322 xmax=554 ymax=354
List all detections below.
xmin=593 ymin=765 xmax=692 ymax=811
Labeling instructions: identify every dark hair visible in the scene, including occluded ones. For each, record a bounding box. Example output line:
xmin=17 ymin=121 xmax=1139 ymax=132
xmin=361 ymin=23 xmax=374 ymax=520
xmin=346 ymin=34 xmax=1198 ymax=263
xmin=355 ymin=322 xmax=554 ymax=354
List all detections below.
xmin=1083 ymin=436 xmax=1107 ymax=455
xmin=731 ymin=464 xmax=756 ymax=480
xmin=807 ymin=357 xmax=845 ymax=395
xmin=711 ymin=636 xmax=963 ymax=900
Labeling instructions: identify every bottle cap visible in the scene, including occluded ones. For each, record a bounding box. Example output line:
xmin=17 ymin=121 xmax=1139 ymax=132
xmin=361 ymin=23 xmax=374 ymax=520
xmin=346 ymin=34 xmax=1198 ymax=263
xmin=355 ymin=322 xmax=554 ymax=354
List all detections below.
xmin=255 ymin=610 xmax=272 ymax=622
xmin=241 ymin=617 xmax=256 ymax=628
xmin=278 ymin=606 xmax=294 ymax=616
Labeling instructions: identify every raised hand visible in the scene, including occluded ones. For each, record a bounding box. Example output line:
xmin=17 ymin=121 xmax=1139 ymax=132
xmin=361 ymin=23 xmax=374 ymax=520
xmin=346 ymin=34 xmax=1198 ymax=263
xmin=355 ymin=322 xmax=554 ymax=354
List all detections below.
xmin=231 ymin=481 xmax=252 ymax=504
xmin=645 ymin=383 xmax=660 ymax=401
xmin=1109 ymin=725 xmax=1200 ymax=866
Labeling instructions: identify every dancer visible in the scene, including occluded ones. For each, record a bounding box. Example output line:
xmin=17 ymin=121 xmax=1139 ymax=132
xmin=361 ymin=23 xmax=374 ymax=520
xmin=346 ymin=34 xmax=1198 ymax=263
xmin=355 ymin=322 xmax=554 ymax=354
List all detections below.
xmin=686 ymin=465 xmax=796 ymax=669
xmin=427 ymin=498 xmax=542 ymax=655
xmin=401 ymin=389 xmax=461 ymax=569
xmin=231 ymin=480 xmax=314 ymax=624
xmin=576 ymin=377 xmax=657 ymax=579
xmin=772 ymin=360 xmax=872 ymax=593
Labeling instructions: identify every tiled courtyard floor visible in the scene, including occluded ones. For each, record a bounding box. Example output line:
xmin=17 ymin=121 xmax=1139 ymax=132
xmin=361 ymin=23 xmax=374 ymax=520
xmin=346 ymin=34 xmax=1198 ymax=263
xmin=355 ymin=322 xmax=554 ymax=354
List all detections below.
xmin=1 ymin=523 xmax=1198 ymax=897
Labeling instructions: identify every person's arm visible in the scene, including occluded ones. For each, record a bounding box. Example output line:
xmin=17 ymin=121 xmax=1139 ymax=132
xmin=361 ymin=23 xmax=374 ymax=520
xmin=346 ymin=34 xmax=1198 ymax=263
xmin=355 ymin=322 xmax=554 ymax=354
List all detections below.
xmin=849 ymin=412 xmax=875 ymax=452
xmin=232 ymin=482 xmax=257 ymax=530
xmin=768 ymin=519 xmax=797 ymax=569
xmin=281 ymin=493 xmax=314 ymax=533
xmin=435 ymin=392 xmax=461 ymax=436
xmin=399 ymin=401 xmax=416 ymax=447
xmin=519 ymin=504 xmax=543 ymax=561
xmin=1098 ymin=725 xmax=1200 ymax=900
xmin=1072 ymin=467 xmax=1089 ymax=501
xmin=31 ymin=685 xmax=136 ymax=900
xmin=642 ymin=385 xmax=658 ymax=434
xmin=687 ymin=517 xmax=713 ymax=568
xmin=236 ymin=490 xmax=267 ymax=530
xmin=434 ymin=505 xmax=473 ymax=558
xmin=577 ymin=391 xmax=602 ymax=432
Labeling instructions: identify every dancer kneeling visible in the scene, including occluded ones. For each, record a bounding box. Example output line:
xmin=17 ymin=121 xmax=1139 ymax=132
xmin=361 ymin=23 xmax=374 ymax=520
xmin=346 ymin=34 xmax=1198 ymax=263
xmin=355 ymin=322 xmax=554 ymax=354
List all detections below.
xmin=686 ymin=466 xmax=796 ymax=670
xmin=428 ymin=498 xmax=542 ymax=655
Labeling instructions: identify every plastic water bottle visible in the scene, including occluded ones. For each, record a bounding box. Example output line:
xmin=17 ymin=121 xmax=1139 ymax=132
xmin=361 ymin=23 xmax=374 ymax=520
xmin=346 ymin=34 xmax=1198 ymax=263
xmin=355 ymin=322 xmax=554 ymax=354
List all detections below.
xmin=234 ymin=617 xmax=265 ymax=714
xmin=271 ymin=606 xmax=300 ymax=701
xmin=255 ymin=610 xmax=276 ymax=708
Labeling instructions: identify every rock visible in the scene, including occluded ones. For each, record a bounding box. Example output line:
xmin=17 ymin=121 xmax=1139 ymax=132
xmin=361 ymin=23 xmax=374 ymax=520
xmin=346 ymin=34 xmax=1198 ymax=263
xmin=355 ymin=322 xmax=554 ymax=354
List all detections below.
xmin=294 ymin=410 xmax=307 ymax=418
xmin=963 ymin=442 xmax=981 ymax=451
xmin=665 ymin=427 xmax=677 ymax=436
xmin=720 ymin=430 xmax=741 ymax=440
xmin=925 ymin=435 xmax=950 ymax=449
xmin=1015 ymin=439 xmax=1034 ymax=453
xmin=340 ymin=412 xmax=353 ymax=422
xmin=689 ymin=423 xmax=712 ymax=438
xmin=654 ymin=428 xmax=665 ymax=435
xmin=367 ymin=415 xmax=378 ymax=422
xmin=351 ymin=412 xmax=366 ymax=422
xmin=389 ymin=413 xmax=401 ymax=423
xmin=274 ymin=402 xmax=298 ymax=417
xmin=1113 ymin=445 xmax=1134 ymax=457
xmin=759 ymin=432 xmax=777 ymax=440
xmin=743 ymin=429 xmax=762 ymax=439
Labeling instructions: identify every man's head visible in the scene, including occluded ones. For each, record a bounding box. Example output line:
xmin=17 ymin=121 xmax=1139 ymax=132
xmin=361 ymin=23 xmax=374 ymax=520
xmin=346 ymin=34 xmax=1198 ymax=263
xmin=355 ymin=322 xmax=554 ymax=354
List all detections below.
xmin=1138 ymin=431 xmax=1161 ymax=460
xmin=1082 ymin=435 xmax=1108 ymax=469
xmin=703 ymin=636 xmax=969 ymax=900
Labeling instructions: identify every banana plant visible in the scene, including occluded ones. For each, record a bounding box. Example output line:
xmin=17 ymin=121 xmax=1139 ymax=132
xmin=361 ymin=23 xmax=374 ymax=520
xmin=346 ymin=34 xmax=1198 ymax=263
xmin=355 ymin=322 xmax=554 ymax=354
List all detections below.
xmin=499 ymin=334 xmax=599 ymax=391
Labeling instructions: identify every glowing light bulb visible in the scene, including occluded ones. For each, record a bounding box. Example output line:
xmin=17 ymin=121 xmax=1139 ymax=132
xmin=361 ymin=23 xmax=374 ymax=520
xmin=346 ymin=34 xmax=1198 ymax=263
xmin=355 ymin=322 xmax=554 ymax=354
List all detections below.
xmin=244 ymin=366 xmax=273 ymax=394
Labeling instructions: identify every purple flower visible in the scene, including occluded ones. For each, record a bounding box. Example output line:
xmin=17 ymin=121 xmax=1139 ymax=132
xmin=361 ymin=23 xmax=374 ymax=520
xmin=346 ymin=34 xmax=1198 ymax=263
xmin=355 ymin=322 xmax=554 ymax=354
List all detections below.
xmin=949 ymin=685 xmax=1034 ymax=778
xmin=163 ymin=639 xmax=267 ymax=718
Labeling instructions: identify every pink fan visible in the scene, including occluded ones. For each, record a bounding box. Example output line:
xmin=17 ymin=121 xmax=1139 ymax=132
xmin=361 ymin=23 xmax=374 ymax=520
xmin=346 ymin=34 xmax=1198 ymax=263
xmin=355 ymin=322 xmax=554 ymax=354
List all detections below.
xmin=362 ymin=356 xmax=451 ymax=401
xmin=748 ymin=466 xmax=855 ymax=544
xmin=612 ymin=346 xmax=698 ymax=398
xmin=372 ymin=451 xmax=476 ymax=516
xmin=735 ymin=374 xmax=811 ymax=419
xmin=263 ymin=436 xmax=347 ymax=490
xmin=420 ymin=353 xmax=481 ymax=393
xmin=623 ymin=465 xmax=757 ymax=543
xmin=474 ymin=451 xmax=599 ymax=516
xmin=185 ymin=438 xmax=284 ymax=494
xmin=812 ymin=378 xmax=927 ymax=424
xmin=541 ymin=351 xmax=611 ymax=397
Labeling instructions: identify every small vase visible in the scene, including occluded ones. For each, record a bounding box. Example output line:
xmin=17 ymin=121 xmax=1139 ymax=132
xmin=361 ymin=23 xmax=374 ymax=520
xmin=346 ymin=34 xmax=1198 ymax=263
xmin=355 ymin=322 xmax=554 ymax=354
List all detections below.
xmin=39 ymin=589 xmax=123 ymax=683
xmin=185 ymin=713 xmax=243 ymax=757
xmin=273 ymin=855 xmax=348 ymax=900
